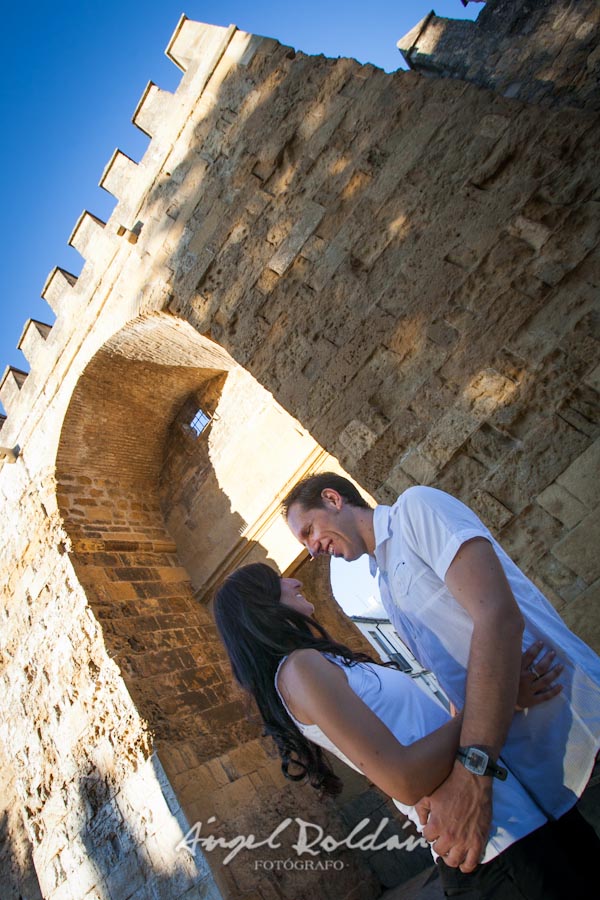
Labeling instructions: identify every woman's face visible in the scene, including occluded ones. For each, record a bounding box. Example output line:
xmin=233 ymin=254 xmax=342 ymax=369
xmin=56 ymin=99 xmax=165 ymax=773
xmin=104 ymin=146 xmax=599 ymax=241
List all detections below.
xmin=279 ymin=578 xmax=315 ymax=617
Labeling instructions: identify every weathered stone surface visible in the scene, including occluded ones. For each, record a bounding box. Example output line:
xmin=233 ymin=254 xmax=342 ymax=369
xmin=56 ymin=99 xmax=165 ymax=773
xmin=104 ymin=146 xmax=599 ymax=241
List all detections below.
xmin=556 ymin=438 xmax=600 ymax=509
xmin=537 ymin=483 xmax=588 ymax=528
xmin=2 ymin=3 xmax=600 ymax=898
xmin=399 ymin=0 xmax=600 ymax=112
xmin=561 ymin=579 xmax=600 ymax=654
xmin=552 ymin=506 xmax=600 ymax=584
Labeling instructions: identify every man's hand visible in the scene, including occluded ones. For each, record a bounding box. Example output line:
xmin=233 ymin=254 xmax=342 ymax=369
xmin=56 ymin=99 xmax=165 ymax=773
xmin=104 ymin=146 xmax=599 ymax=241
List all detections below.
xmin=416 ymin=763 xmax=492 ymax=872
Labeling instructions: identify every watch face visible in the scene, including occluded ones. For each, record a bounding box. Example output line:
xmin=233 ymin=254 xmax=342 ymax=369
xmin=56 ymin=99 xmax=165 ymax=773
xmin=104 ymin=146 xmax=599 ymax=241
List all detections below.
xmin=465 ymin=748 xmax=488 ymax=775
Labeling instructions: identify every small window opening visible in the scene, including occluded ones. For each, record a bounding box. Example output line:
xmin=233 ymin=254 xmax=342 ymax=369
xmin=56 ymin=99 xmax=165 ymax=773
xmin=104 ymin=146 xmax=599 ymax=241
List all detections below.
xmin=189 ymin=408 xmax=211 ymax=436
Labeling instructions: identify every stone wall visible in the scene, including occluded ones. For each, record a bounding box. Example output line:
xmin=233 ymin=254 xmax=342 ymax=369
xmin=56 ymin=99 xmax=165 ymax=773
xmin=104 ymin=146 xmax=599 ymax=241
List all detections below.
xmin=1 ymin=5 xmax=599 ymax=899
xmin=151 ymin=19 xmax=600 ymax=648
xmin=0 ymin=461 xmax=220 ymax=899
xmin=399 ymin=0 xmax=600 ymax=110
xmin=0 ymin=743 xmax=44 ymax=900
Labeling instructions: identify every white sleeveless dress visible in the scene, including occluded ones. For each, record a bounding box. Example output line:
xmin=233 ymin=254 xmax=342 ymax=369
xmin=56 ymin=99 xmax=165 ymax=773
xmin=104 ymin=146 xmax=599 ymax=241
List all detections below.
xmin=274 ymin=652 xmax=547 ymax=864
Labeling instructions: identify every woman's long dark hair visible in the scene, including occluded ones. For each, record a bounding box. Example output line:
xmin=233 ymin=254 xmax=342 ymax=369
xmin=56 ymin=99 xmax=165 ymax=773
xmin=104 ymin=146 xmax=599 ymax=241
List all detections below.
xmin=213 ymin=562 xmax=391 ymax=797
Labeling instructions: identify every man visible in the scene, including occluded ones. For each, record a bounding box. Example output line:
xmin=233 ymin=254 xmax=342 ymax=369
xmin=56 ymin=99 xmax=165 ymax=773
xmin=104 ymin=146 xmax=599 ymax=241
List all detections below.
xmin=282 ymin=472 xmax=600 ymax=889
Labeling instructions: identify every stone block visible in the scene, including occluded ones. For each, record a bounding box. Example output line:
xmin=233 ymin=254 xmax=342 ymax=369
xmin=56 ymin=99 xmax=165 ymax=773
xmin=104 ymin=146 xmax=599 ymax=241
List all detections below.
xmin=466 ymin=422 xmax=517 ymax=469
xmin=59 ymin=857 xmax=99 ymax=896
xmin=166 ymin=19 xmax=231 ymax=73
xmin=267 ymin=201 xmax=325 ymax=275
xmin=338 ymin=419 xmax=379 ymax=460
xmin=498 ymin=504 xmax=565 ymax=574
xmin=418 ymin=407 xmax=479 ymax=470
xmin=470 ymin=490 xmax=514 ymax=533
xmin=223 ymin=741 xmax=269 ymax=779
xmin=17 ymin=319 xmax=52 ymax=368
xmin=561 ymin=579 xmax=600 ymax=655
xmin=99 ymin=150 xmax=138 ymax=202
xmin=298 ymin=93 xmax=350 ymax=159
xmin=537 ymin=483 xmax=588 ymax=527
xmin=210 ymin=775 xmax=257 ymax=820
xmin=68 ymin=211 xmax=106 ymax=261
xmin=132 ymin=82 xmax=173 ymax=138
xmin=508 ymin=215 xmax=552 ymax=252
xmin=103 ymin=849 xmax=147 ymax=900
xmin=532 ymin=552 xmax=585 ymax=600
xmin=47 ymin=879 xmax=75 ymax=900
xmin=483 ymin=417 xmax=590 ymax=514
xmin=398 ymin=450 xmax=438 ymax=485
xmin=556 ymin=439 xmax=600 ymax=509
xmin=384 ymin=464 xmax=417 ymax=498
xmin=204 ymin=759 xmax=231 ymax=788
xmin=426 ymin=319 xmax=458 ymax=348
xmin=0 ymin=366 xmax=27 ymax=415
xmin=585 ymin=363 xmax=600 ymax=392
xmin=552 ymin=506 xmax=600 ymax=584
xmin=417 ymin=370 xmax=516 ymax=470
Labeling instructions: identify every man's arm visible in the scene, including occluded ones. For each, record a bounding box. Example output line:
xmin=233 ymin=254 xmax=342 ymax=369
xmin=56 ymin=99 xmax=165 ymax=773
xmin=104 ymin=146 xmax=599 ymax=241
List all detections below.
xmin=417 ymin=537 xmax=524 ymax=872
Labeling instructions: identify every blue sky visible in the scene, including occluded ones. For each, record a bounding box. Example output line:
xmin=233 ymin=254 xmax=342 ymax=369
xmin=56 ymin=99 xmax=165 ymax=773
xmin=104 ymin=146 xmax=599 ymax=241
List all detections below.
xmin=331 ymin=554 xmax=387 ymax=616
xmin=0 ymin=1 xmax=479 ymax=416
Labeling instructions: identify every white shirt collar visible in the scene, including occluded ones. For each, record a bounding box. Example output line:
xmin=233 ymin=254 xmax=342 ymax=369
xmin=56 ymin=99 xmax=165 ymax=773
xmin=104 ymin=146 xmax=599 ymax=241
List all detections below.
xmin=369 ymin=504 xmax=392 ymax=576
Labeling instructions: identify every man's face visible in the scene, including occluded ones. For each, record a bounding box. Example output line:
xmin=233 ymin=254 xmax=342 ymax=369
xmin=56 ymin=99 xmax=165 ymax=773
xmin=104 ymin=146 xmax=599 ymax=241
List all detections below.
xmin=286 ymin=490 xmax=367 ymax=562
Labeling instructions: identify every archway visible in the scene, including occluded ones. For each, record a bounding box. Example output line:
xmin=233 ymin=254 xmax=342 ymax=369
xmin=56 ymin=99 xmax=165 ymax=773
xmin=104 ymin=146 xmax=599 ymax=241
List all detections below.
xmin=55 ymin=312 xmax=409 ymax=897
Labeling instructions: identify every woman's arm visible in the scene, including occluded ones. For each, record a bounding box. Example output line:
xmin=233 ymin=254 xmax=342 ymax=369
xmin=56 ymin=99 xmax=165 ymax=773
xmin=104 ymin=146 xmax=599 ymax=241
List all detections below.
xmin=278 ymin=649 xmax=461 ymax=806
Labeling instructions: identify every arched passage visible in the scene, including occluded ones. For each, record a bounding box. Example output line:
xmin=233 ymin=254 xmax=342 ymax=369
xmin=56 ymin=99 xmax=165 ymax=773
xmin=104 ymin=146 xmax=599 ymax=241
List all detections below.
xmin=55 ymin=312 xmax=324 ymax=744
xmin=54 ymin=312 xmax=400 ymax=898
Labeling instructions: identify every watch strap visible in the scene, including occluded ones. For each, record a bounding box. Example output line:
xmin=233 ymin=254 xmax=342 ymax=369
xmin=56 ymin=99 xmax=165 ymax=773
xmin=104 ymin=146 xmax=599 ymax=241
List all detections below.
xmin=457 ymin=746 xmax=508 ymax=781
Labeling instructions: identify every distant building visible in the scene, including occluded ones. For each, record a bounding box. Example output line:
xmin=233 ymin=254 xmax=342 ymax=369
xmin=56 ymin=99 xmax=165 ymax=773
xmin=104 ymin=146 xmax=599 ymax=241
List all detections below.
xmin=351 ymin=614 xmax=450 ymax=710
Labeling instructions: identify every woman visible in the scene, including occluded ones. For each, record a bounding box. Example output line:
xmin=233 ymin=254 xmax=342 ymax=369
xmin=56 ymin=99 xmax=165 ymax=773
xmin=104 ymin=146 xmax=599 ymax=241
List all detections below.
xmin=213 ymin=563 xmax=588 ymax=899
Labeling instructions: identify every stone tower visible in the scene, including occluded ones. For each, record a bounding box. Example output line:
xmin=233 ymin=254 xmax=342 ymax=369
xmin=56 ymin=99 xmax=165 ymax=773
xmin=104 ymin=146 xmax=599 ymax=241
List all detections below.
xmin=1 ymin=2 xmax=599 ymax=898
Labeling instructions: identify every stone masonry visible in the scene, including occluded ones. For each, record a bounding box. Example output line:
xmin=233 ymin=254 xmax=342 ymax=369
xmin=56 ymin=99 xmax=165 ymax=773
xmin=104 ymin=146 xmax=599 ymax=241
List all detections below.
xmin=1 ymin=1 xmax=599 ymax=898
xmin=399 ymin=0 xmax=600 ymax=110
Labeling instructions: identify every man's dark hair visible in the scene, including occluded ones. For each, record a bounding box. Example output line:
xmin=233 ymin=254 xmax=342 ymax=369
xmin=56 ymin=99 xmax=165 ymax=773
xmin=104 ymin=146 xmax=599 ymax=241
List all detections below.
xmin=281 ymin=472 xmax=370 ymax=517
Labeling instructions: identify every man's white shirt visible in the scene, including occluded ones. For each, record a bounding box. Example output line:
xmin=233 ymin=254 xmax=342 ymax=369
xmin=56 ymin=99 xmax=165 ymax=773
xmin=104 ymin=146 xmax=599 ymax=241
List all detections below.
xmin=370 ymin=485 xmax=600 ymax=819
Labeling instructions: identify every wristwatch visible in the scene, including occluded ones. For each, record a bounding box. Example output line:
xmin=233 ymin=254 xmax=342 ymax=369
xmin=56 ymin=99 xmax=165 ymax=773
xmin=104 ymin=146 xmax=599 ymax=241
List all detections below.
xmin=457 ymin=746 xmax=507 ymax=781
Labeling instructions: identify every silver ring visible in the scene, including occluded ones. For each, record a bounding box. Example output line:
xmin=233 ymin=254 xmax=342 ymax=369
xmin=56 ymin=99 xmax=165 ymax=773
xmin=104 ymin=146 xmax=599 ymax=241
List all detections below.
xmin=529 ymin=664 xmax=539 ymax=678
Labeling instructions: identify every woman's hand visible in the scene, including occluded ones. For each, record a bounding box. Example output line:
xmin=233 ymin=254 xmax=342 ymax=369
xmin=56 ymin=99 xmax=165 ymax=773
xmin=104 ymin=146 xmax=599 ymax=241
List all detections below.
xmin=517 ymin=641 xmax=563 ymax=710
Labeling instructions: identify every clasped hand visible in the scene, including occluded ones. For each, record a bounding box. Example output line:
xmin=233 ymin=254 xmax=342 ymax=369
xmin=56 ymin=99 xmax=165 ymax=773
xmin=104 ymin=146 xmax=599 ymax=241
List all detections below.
xmin=417 ymin=641 xmax=563 ymax=872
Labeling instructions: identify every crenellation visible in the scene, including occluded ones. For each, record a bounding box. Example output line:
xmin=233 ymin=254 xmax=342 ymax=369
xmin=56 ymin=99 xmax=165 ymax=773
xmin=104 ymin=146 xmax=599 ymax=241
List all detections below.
xmin=99 ymin=149 xmax=138 ymax=201
xmin=0 ymin=366 xmax=28 ymax=415
xmin=67 ymin=210 xmax=107 ymax=262
xmin=165 ymin=16 xmax=233 ymax=74
xmin=41 ymin=266 xmax=78 ymax=315
xmin=17 ymin=319 xmax=53 ymax=368
xmin=131 ymin=81 xmax=174 ymax=138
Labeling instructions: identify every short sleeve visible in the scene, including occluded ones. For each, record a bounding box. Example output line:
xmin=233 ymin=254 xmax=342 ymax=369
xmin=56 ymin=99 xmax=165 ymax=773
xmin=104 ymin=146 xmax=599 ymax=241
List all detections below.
xmin=396 ymin=486 xmax=491 ymax=582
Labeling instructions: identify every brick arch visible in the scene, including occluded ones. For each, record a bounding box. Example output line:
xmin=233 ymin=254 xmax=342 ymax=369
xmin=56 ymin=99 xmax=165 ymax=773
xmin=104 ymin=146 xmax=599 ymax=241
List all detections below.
xmin=54 ymin=312 xmax=396 ymax=899
xmin=55 ymin=313 xmax=246 ymax=751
